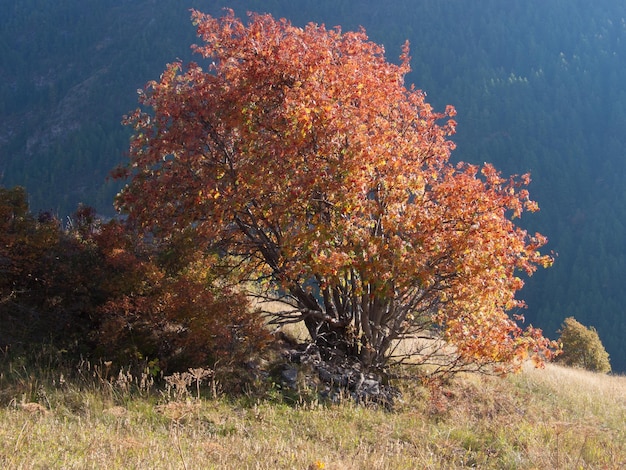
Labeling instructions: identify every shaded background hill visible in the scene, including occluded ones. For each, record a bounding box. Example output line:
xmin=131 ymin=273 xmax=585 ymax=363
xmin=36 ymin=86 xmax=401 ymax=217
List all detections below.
xmin=2 ymin=0 xmax=625 ymax=371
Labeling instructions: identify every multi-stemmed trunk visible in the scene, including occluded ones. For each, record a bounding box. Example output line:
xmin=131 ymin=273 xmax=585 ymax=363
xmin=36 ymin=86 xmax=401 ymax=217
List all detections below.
xmin=287 ymin=277 xmax=423 ymax=371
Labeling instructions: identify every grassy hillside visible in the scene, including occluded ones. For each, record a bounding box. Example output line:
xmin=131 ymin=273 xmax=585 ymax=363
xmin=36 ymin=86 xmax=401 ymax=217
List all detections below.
xmin=0 ymin=356 xmax=623 ymax=469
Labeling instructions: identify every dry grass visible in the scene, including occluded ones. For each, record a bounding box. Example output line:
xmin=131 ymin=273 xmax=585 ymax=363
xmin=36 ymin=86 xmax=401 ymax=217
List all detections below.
xmin=0 ymin=353 xmax=624 ymax=469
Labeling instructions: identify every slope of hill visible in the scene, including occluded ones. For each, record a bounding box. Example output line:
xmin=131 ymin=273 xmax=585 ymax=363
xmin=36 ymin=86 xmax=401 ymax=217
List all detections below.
xmin=2 ymin=0 xmax=626 ymax=370
xmin=0 ymin=359 xmax=624 ymax=468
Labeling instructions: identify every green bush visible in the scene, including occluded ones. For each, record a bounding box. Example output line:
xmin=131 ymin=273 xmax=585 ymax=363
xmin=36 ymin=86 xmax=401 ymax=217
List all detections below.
xmin=556 ymin=317 xmax=611 ymax=373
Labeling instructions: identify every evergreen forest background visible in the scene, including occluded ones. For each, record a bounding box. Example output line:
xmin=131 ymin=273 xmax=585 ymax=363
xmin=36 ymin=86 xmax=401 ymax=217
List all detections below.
xmin=2 ymin=0 xmax=626 ymax=371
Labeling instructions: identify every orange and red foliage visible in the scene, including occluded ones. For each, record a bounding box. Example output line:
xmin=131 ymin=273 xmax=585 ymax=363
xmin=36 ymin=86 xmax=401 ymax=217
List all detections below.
xmin=116 ymin=10 xmax=555 ymax=374
xmin=0 ymin=186 xmax=269 ymax=373
xmin=93 ymin=224 xmax=270 ymax=371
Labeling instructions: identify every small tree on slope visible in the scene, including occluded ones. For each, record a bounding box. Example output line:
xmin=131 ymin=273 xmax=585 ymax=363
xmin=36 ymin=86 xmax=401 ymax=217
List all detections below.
xmin=114 ymin=9 xmax=555 ymax=376
xmin=556 ymin=317 xmax=611 ymax=373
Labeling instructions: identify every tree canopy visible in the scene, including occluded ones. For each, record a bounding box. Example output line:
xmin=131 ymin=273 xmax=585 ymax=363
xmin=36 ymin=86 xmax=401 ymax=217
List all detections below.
xmin=115 ymin=9 xmax=555 ymax=375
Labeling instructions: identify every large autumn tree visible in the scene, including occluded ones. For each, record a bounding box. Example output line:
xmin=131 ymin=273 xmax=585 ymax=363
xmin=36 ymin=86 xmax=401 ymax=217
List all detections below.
xmin=115 ymin=9 xmax=554 ymax=375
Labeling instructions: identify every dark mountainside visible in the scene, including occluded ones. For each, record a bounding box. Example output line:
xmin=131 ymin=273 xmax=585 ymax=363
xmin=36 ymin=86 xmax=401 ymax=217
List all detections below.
xmin=2 ymin=0 xmax=626 ymax=371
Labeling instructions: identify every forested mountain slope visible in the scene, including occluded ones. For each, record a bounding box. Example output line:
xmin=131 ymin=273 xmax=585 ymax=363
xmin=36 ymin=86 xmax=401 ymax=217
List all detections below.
xmin=2 ymin=0 xmax=625 ymax=371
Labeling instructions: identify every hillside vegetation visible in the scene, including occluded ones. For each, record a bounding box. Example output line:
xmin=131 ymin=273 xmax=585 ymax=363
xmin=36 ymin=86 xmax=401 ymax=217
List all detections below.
xmin=0 ymin=357 xmax=623 ymax=469
xmin=2 ymin=0 xmax=626 ymax=371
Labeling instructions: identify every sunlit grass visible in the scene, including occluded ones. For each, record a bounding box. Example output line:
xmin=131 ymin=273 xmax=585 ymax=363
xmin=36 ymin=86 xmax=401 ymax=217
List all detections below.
xmin=0 ymin=354 xmax=624 ymax=469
